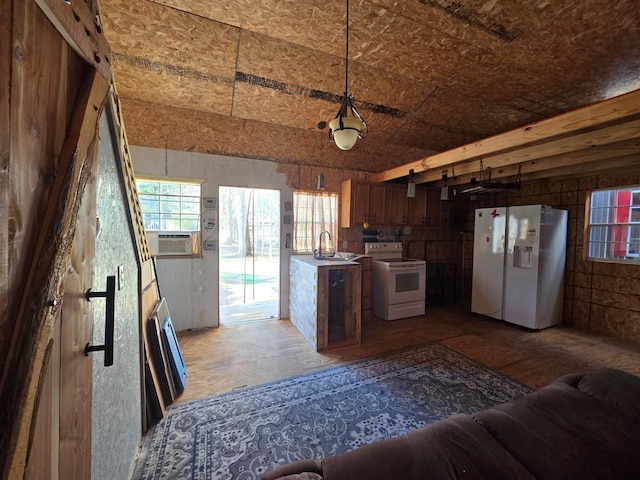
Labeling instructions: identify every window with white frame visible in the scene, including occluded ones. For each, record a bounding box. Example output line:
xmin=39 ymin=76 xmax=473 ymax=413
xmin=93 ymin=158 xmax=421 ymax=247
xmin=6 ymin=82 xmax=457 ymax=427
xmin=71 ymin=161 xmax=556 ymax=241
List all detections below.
xmin=587 ymin=187 xmax=640 ymax=261
xmin=136 ymin=178 xmax=201 ymax=232
xmin=293 ymin=191 xmax=338 ymax=254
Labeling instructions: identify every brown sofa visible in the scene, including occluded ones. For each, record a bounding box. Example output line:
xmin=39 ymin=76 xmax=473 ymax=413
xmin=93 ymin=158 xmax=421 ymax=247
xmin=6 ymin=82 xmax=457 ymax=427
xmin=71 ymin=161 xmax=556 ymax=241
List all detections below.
xmin=261 ymin=368 xmax=640 ymax=480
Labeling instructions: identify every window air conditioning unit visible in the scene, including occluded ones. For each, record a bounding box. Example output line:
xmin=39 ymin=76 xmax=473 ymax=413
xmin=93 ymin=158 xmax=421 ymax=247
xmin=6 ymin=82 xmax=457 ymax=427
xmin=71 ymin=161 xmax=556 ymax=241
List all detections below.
xmin=146 ymin=231 xmax=198 ymax=256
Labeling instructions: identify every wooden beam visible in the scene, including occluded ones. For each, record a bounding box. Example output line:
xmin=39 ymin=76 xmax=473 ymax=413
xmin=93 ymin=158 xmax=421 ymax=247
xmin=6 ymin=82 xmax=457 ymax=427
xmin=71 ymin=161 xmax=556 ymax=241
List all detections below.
xmin=414 ymin=137 xmax=640 ymax=184
xmin=422 ymin=140 xmax=640 ymax=187
xmin=496 ymin=154 xmax=640 ymax=185
xmin=35 ymin=0 xmax=112 ymax=82
xmin=369 ymin=88 xmax=640 ymax=183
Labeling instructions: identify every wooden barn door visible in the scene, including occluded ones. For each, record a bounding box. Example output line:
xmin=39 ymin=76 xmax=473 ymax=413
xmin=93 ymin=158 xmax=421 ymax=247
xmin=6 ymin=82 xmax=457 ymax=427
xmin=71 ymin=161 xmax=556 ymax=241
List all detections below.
xmin=2 ymin=0 xmax=112 ymax=479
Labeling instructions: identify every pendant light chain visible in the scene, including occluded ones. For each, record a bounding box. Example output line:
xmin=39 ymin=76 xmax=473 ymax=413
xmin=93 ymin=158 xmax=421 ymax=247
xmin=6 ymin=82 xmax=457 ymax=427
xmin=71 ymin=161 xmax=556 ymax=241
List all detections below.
xmin=345 ymin=0 xmax=349 ymax=97
xmin=164 ymin=138 xmax=169 ymax=176
xmin=327 ymin=0 xmax=367 ymax=150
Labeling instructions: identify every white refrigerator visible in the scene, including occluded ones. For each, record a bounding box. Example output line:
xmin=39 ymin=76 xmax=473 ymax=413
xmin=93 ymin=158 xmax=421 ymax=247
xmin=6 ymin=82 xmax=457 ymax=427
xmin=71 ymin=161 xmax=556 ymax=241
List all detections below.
xmin=471 ymin=205 xmax=568 ymax=330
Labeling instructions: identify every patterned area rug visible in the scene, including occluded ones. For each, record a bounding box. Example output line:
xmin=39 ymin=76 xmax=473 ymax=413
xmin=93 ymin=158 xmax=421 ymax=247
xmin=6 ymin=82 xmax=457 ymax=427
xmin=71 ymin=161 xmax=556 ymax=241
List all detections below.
xmin=133 ymin=344 xmax=532 ymax=480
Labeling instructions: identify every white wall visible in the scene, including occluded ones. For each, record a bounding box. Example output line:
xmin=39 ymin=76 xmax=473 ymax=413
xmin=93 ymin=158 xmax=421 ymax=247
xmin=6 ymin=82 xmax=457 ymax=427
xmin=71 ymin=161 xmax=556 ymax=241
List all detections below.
xmin=131 ymin=146 xmax=294 ymax=330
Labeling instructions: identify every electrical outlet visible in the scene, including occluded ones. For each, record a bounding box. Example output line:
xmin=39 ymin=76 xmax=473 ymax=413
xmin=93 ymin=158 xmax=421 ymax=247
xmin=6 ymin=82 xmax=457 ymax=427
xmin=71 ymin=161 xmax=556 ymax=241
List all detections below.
xmin=342 ymin=240 xmax=348 ymax=250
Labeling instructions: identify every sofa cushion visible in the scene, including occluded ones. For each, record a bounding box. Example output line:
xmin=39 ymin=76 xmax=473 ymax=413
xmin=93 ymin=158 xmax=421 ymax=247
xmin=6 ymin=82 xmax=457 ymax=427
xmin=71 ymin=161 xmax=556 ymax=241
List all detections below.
xmin=473 ymin=380 xmax=640 ymax=480
xmin=320 ymin=414 xmax=534 ymax=480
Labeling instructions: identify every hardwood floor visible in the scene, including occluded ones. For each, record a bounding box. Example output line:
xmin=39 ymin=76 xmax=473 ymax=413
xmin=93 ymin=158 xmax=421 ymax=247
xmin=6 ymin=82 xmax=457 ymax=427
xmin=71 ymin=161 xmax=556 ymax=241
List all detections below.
xmin=175 ymin=306 xmax=640 ymax=404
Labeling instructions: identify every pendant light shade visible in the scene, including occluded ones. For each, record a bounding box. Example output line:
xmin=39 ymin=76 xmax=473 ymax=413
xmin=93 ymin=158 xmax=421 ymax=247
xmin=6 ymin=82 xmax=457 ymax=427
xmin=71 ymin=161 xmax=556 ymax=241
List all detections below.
xmin=329 ymin=114 xmax=363 ymax=150
xmin=329 ymin=0 xmax=367 ymax=150
xmin=407 ymin=169 xmax=416 ymax=198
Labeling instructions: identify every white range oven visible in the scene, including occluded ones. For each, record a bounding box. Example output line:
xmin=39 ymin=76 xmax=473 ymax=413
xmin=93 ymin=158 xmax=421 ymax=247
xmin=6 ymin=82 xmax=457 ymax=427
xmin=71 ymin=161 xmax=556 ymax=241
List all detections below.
xmin=365 ymin=242 xmax=426 ymax=321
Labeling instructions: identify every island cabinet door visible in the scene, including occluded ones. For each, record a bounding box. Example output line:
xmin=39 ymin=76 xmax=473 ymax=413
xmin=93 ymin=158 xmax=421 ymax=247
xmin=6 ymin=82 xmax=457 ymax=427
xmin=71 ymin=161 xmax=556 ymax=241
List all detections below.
xmin=316 ymin=266 xmax=361 ymax=351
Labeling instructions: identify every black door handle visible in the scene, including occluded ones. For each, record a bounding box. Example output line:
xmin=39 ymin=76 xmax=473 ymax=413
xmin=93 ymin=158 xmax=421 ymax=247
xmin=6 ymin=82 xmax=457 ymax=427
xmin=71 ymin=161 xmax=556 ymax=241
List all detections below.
xmin=85 ymin=275 xmax=116 ymax=367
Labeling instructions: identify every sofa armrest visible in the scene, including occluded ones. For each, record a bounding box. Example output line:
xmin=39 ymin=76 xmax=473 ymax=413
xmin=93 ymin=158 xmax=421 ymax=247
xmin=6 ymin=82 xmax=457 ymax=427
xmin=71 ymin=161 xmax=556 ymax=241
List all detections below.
xmin=261 ymin=460 xmax=322 ymax=480
xmin=263 ymin=414 xmax=534 ymax=480
xmin=554 ymin=368 xmax=640 ymax=421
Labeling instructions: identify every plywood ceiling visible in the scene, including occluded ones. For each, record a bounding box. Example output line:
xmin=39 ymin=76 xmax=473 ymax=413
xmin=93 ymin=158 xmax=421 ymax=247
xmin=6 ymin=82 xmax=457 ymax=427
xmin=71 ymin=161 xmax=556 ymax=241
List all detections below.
xmin=98 ymin=0 xmax=640 ymax=181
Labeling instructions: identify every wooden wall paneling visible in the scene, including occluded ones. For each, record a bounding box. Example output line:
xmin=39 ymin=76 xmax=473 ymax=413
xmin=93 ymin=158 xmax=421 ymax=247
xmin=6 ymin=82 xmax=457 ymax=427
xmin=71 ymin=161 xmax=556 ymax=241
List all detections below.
xmin=426 ymin=189 xmax=441 ymax=226
xmin=0 ymin=0 xmax=10 ymax=357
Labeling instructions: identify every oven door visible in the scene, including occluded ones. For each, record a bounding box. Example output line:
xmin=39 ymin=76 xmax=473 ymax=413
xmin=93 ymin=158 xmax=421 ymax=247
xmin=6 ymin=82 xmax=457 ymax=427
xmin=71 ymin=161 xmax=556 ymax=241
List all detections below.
xmin=387 ymin=263 xmax=426 ymax=304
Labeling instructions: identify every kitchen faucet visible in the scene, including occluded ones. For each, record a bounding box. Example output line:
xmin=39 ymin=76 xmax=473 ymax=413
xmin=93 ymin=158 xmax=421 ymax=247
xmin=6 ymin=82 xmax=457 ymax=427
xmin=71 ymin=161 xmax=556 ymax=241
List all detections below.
xmin=315 ymin=230 xmax=332 ymax=259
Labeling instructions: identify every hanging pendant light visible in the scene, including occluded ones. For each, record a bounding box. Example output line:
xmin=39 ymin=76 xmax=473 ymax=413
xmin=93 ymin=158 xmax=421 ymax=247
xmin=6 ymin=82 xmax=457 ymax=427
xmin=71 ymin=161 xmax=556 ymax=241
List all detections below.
xmin=407 ymin=169 xmax=416 ymax=198
xmin=329 ymin=0 xmax=368 ymax=150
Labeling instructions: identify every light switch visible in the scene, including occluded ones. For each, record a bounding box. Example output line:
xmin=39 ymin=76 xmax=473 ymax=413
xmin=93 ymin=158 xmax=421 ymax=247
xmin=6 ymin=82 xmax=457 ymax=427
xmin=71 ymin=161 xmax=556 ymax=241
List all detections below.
xmin=117 ymin=265 xmax=124 ymax=290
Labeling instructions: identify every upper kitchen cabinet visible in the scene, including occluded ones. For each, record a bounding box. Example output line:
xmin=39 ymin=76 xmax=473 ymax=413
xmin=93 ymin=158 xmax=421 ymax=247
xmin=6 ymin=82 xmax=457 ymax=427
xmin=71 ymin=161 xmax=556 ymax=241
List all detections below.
xmin=341 ymin=180 xmax=370 ymax=228
xmin=341 ymin=180 xmax=439 ymax=228
xmin=341 ymin=180 xmax=388 ymax=228
xmin=369 ymin=183 xmax=387 ymax=226
xmin=407 ymin=187 xmax=428 ymax=226
xmin=387 ymin=184 xmax=408 ymax=225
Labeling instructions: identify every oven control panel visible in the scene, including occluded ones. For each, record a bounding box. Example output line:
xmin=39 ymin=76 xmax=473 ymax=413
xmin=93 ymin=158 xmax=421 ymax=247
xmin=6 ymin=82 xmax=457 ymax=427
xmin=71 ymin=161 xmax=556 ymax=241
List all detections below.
xmin=364 ymin=242 xmax=403 ymax=255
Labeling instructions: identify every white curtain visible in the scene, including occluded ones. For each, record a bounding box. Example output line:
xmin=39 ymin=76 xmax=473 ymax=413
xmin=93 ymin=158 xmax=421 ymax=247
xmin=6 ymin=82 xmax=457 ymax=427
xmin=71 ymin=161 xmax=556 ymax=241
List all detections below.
xmin=293 ymin=191 xmax=338 ymax=254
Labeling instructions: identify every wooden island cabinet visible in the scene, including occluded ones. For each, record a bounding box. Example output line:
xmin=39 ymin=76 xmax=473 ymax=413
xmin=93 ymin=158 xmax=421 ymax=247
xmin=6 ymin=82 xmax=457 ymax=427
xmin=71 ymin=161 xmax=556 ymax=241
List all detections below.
xmin=289 ymin=256 xmax=361 ymax=351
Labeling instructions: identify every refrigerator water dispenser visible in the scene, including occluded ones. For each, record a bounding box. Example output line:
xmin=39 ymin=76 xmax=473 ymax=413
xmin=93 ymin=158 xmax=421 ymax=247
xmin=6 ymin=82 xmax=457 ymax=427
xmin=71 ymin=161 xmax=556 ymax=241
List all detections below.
xmin=513 ymin=245 xmax=532 ymax=268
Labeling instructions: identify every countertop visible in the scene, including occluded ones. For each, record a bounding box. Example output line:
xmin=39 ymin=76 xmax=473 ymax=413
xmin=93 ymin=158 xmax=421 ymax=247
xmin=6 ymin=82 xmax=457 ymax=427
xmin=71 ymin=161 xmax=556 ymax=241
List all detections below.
xmin=291 ymin=255 xmax=367 ymax=267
